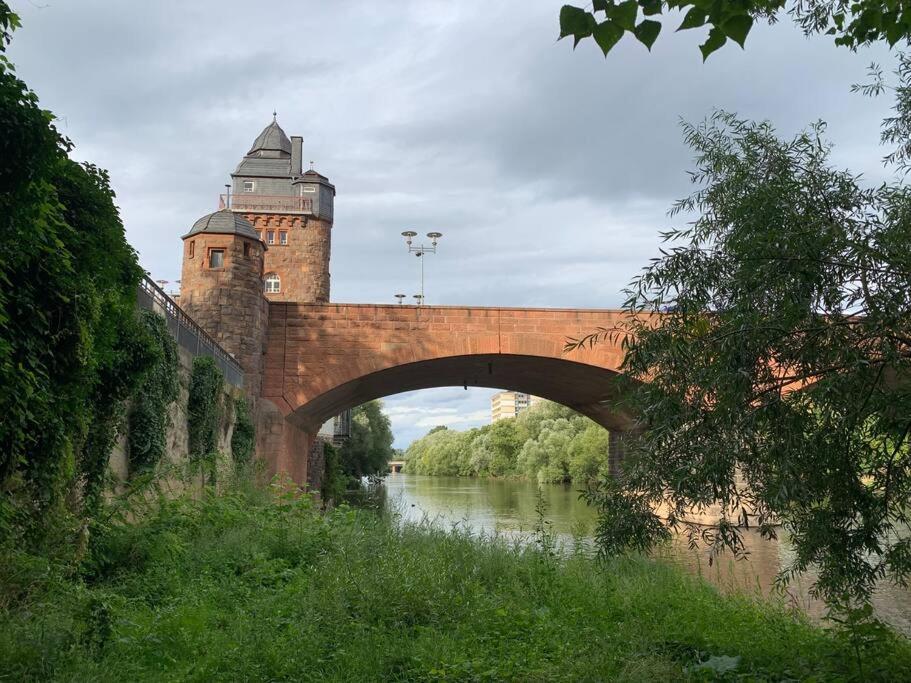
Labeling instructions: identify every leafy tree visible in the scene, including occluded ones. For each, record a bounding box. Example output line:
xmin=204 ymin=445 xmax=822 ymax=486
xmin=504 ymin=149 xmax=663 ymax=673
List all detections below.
xmin=558 ymin=1 xmax=911 ymax=60
xmin=404 ymin=400 xmax=612 ymax=484
xmin=570 ymin=111 xmax=911 ymax=604
xmin=337 ymin=400 xmax=394 ymax=478
xmin=0 ymin=3 xmax=154 ymax=538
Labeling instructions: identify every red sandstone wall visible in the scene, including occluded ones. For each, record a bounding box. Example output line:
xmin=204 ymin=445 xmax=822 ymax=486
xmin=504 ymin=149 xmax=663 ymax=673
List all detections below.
xmin=246 ymin=214 xmax=331 ymax=304
xmin=179 ymin=233 xmax=268 ymax=398
xmin=263 ymin=303 xmax=633 ymax=426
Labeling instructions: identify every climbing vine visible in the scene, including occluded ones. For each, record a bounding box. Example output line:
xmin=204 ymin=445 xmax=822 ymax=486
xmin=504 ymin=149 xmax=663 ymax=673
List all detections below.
xmin=0 ymin=3 xmax=154 ymax=542
xmin=230 ymin=397 xmax=255 ymax=466
xmin=127 ymin=310 xmax=179 ymax=474
xmin=187 ymin=357 xmax=223 ymax=482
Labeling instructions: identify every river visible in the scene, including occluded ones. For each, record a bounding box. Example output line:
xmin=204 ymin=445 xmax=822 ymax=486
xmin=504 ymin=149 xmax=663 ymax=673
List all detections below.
xmin=383 ymin=472 xmax=911 ymax=635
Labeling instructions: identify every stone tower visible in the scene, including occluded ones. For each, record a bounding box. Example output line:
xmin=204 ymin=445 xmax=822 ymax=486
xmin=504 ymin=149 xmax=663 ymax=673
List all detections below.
xmin=179 ymin=209 xmax=268 ymax=397
xmin=227 ymin=115 xmax=335 ymax=303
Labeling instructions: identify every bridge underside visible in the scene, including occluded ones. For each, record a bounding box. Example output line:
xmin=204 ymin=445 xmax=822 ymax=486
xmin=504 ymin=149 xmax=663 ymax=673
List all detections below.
xmin=290 ymin=353 xmax=636 ymax=434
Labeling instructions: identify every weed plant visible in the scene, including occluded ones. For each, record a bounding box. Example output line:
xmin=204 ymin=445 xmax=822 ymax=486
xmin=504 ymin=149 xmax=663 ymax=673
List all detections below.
xmin=2 ymin=480 xmax=910 ymax=681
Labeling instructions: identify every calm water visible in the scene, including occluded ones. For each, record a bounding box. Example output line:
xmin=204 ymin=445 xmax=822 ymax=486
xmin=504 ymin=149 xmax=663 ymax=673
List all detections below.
xmin=384 ymin=473 xmax=911 ymax=635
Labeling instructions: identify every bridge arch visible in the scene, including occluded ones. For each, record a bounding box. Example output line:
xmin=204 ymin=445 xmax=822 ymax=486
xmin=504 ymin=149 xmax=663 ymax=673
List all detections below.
xmin=259 ymin=303 xmax=643 ymax=479
xmin=287 ymin=353 xmax=636 ymax=433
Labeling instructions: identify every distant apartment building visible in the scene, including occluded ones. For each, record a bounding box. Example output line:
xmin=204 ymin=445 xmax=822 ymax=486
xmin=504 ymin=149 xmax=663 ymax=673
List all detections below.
xmin=491 ymin=390 xmax=542 ymax=422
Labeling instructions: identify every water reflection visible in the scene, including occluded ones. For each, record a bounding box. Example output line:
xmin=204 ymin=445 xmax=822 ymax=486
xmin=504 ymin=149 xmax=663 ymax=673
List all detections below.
xmin=384 ymin=473 xmax=911 ymax=635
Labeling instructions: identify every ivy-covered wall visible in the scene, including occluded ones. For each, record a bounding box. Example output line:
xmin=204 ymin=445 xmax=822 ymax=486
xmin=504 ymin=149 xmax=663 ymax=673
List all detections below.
xmin=108 ymin=343 xmax=241 ymax=489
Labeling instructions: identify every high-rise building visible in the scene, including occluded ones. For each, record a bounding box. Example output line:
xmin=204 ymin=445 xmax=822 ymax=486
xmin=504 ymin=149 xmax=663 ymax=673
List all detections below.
xmin=491 ymin=391 xmax=542 ymax=422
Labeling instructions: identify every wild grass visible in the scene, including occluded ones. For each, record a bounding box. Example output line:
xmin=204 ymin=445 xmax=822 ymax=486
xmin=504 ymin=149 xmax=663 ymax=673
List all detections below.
xmin=2 ymin=481 xmax=910 ymax=682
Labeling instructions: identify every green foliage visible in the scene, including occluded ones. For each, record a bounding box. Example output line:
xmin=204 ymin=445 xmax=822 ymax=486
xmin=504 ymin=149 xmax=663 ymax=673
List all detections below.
xmin=559 ymin=1 xmax=911 ymax=60
xmin=570 ymin=111 xmax=911 ymax=606
xmin=404 ymin=401 xmax=614 ymax=483
xmin=127 ymin=311 xmax=179 ymax=474
xmin=229 ymin=397 xmax=255 ymax=465
xmin=2 ymin=483 xmax=910 ymax=680
xmin=187 ymin=357 xmax=223 ymax=481
xmin=336 ymin=400 xmax=394 ymax=479
xmin=320 ymin=442 xmax=348 ymax=504
xmin=0 ymin=3 xmax=153 ymax=537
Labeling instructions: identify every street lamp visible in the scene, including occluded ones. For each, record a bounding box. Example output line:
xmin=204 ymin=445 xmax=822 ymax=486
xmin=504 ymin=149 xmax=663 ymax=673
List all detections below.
xmin=400 ymin=230 xmax=443 ymax=305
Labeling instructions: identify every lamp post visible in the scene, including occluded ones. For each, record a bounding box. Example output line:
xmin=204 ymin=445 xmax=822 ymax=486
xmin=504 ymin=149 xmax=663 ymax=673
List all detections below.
xmin=401 ymin=230 xmax=442 ymax=305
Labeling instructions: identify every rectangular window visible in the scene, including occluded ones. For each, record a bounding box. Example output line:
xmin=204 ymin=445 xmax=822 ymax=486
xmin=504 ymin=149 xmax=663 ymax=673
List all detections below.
xmin=279 ymin=231 xmax=288 ymax=245
xmin=188 ymin=240 xmax=195 ymax=258
xmin=209 ymin=249 xmax=224 ymax=268
xmin=302 ymin=186 xmax=316 ymax=193
xmin=243 ymin=242 xmax=251 ymax=257
xmin=266 ymin=231 xmax=275 ymax=245
xmin=243 ymin=180 xmax=255 ymax=192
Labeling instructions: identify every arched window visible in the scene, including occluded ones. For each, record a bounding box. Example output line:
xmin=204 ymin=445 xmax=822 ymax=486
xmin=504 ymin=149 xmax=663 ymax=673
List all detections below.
xmin=264 ymin=273 xmax=280 ymax=294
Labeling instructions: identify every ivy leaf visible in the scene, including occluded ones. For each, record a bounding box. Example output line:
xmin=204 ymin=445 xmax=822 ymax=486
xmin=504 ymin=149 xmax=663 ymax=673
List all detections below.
xmin=721 ymin=14 xmax=753 ymax=48
xmin=593 ymin=20 xmax=625 ymax=55
xmin=639 ymin=0 xmax=662 ymax=17
xmin=559 ymin=5 xmax=595 ymax=46
xmin=699 ymin=26 xmax=727 ymax=60
xmin=608 ymin=0 xmax=639 ymax=31
xmin=593 ymin=0 xmax=610 ymax=12
xmin=677 ymin=6 xmax=706 ymax=31
xmin=634 ymin=19 xmax=662 ymax=50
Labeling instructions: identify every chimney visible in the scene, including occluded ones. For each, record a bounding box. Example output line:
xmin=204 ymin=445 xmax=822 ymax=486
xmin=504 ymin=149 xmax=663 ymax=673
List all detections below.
xmin=291 ymin=136 xmax=303 ymax=176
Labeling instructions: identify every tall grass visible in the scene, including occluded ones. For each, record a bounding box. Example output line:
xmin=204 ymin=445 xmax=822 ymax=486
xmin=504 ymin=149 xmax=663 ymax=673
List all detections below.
xmin=2 ymin=480 xmax=910 ymax=681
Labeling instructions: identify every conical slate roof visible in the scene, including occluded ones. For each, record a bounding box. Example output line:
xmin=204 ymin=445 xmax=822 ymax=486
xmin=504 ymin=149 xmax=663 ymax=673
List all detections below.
xmin=248 ymin=117 xmax=291 ymax=155
xmin=182 ymin=209 xmax=261 ymax=241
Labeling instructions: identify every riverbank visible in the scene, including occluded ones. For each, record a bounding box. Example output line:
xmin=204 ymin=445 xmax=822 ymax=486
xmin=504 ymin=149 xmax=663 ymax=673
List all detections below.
xmin=3 ymin=483 xmax=910 ymax=681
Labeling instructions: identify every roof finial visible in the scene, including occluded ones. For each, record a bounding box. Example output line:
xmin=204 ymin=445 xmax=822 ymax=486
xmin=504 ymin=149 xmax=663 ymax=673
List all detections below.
xmin=309 ymin=160 xmax=315 ymax=170
xmin=272 ymin=110 xmax=277 ymax=122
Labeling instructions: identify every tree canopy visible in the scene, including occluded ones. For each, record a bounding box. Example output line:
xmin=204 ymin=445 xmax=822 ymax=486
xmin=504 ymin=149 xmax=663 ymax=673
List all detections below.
xmin=337 ymin=400 xmax=395 ymax=479
xmin=559 ymin=1 xmax=911 ymax=60
xmin=404 ymin=401 xmax=612 ymax=484
xmin=570 ymin=111 xmax=911 ymax=604
xmin=0 ymin=3 xmax=155 ymax=540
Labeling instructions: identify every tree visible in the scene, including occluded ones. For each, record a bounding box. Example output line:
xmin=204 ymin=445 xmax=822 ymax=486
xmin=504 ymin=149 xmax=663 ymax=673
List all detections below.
xmin=0 ymin=3 xmax=154 ymax=539
xmin=570 ymin=111 xmax=911 ymax=604
xmin=558 ymin=1 xmax=911 ymax=61
xmin=337 ymin=400 xmax=394 ymax=479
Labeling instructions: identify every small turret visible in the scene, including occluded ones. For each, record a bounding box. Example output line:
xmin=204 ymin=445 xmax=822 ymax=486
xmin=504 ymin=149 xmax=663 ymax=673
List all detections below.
xmin=180 ymin=209 xmax=268 ymax=396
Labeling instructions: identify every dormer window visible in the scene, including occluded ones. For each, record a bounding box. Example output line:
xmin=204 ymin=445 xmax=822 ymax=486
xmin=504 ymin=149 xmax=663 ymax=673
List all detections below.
xmin=243 ymin=181 xmax=255 ymax=192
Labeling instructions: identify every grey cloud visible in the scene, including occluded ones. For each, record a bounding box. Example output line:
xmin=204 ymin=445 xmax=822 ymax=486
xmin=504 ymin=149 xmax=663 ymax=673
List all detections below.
xmin=8 ymin=0 xmax=901 ymax=446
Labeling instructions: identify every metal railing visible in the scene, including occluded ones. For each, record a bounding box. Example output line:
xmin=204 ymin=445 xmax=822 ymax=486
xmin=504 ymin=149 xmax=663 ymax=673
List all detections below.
xmin=219 ymin=193 xmax=313 ymax=214
xmin=137 ymin=276 xmax=244 ymax=388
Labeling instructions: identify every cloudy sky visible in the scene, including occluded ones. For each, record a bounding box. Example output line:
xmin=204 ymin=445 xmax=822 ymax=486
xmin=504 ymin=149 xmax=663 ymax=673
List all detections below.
xmin=9 ymin=1 xmax=898 ymax=447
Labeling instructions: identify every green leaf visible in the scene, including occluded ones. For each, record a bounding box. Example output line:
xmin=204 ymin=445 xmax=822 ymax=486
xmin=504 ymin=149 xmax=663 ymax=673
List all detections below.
xmin=559 ymin=5 xmax=595 ymax=43
xmin=593 ymin=0 xmax=610 ymax=12
xmin=721 ymin=14 xmax=753 ymax=48
xmin=699 ymin=26 xmax=726 ymax=60
xmin=593 ymin=20 xmax=625 ymax=56
xmin=639 ymin=0 xmax=662 ymax=16
xmin=677 ymin=6 xmax=706 ymax=31
xmin=634 ymin=19 xmax=662 ymax=50
xmin=608 ymin=0 xmax=639 ymax=31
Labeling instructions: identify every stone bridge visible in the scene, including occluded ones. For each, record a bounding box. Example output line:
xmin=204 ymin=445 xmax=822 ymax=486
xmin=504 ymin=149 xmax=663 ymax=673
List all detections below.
xmin=258 ymin=303 xmax=644 ymax=479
